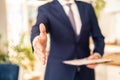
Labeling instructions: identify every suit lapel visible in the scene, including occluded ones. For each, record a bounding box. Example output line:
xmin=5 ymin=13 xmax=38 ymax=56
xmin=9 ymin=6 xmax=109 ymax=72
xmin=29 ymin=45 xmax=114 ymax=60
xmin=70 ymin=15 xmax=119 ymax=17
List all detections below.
xmin=76 ymin=1 xmax=86 ymax=40
xmin=76 ymin=1 xmax=86 ymax=26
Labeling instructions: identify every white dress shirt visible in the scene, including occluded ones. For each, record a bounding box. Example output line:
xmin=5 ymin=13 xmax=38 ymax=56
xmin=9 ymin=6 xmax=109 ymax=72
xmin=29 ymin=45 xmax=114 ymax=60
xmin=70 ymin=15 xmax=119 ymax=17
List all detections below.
xmin=58 ymin=0 xmax=82 ymax=36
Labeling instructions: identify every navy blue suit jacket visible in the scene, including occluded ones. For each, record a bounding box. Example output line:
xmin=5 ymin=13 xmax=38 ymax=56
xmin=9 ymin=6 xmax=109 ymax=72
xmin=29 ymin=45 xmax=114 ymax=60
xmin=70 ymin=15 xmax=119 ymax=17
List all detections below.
xmin=31 ymin=0 xmax=105 ymax=80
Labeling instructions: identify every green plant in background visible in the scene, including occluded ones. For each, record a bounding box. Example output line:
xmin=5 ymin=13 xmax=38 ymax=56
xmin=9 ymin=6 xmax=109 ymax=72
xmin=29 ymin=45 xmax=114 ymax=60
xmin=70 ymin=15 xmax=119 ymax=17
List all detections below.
xmin=0 ymin=53 xmax=9 ymax=63
xmin=0 ymin=33 xmax=35 ymax=71
xmin=0 ymin=34 xmax=10 ymax=63
xmin=92 ymin=0 xmax=105 ymax=18
xmin=11 ymin=33 xmax=35 ymax=71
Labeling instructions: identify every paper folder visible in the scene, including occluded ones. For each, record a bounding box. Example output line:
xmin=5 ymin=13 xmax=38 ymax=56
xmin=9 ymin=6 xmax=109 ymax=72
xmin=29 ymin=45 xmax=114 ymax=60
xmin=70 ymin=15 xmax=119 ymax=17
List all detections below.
xmin=63 ymin=58 xmax=112 ymax=66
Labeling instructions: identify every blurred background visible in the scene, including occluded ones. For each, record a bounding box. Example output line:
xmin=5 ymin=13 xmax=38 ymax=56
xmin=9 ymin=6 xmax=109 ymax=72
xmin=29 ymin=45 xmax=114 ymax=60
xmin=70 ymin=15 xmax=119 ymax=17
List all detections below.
xmin=0 ymin=0 xmax=120 ymax=80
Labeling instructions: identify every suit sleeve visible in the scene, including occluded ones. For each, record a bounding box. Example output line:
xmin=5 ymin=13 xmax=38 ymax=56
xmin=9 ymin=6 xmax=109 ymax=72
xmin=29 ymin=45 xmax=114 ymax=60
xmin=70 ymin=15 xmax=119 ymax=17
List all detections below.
xmin=89 ymin=4 xmax=105 ymax=56
xmin=30 ymin=6 xmax=50 ymax=51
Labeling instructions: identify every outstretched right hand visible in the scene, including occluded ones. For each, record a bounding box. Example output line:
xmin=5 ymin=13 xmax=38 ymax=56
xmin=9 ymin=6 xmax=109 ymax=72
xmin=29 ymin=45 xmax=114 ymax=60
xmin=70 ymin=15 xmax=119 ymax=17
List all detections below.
xmin=32 ymin=23 xmax=47 ymax=65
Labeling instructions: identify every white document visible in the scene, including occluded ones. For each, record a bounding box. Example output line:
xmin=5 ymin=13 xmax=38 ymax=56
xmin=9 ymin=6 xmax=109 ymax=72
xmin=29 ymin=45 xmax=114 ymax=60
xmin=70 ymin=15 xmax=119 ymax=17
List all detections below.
xmin=63 ymin=58 xmax=112 ymax=66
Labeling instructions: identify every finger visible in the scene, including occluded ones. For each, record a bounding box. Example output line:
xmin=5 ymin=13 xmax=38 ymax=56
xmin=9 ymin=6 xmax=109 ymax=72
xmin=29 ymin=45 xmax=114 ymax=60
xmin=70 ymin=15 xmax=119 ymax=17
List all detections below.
xmin=39 ymin=57 xmax=46 ymax=65
xmin=40 ymin=53 xmax=46 ymax=65
xmin=34 ymin=41 xmax=45 ymax=52
xmin=34 ymin=45 xmax=46 ymax=58
xmin=92 ymin=55 xmax=99 ymax=59
xmin=32 ymin=36 xmax=39 ymax=47
xmin=87 ymin=55 xmax=94 ymax=60
xmin=42 ymin=55 xmax=46 ymax=65
xmin=87 ymin=64 xmax=97 ymax=69
xmin=34 ymin=49 xmax=46 ymax=65
xmin=33 ymin=36 xmax=46 ymax=53
xmin=88 ymin=55 xmax=99 ymax=60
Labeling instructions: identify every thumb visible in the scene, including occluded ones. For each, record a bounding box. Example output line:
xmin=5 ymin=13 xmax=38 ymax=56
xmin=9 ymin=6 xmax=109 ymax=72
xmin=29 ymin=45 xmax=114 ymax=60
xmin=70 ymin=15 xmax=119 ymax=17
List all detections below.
xmin=39 ymin=23 xmax=46 ymax=35
xmin=88 ymin=54 xmax=99 ymax=60
xmin=39 ymin=23 xmax=47 ymax=40
xmin=39 ymin=23 xmax=47 ymax=47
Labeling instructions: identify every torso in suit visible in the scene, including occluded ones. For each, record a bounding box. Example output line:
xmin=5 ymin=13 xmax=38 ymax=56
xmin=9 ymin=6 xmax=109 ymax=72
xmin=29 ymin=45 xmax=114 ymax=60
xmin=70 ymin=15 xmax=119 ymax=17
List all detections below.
xmin=30 ymin=0 xmax=105 ymax=80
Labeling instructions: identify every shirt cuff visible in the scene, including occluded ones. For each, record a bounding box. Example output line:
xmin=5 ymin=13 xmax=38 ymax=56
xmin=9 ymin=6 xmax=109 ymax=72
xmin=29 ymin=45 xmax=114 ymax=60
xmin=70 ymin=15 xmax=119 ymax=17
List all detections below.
xmin=94 ymin=52 xmax=102 ymax=58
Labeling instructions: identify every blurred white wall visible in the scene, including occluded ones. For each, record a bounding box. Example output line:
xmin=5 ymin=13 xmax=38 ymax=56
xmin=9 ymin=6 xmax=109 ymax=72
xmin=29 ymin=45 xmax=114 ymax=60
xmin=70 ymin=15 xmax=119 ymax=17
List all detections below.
xmin=6 ymin=0 xmax=29 ymax=46
xmin=99 ymin=0 xmax=120 ymax=44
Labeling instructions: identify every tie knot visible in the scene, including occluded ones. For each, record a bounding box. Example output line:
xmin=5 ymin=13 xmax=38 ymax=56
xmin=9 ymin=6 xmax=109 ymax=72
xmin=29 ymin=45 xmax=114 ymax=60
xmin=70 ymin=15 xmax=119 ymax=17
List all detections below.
xmin=66 ymin=3 xmax=72 ymax=7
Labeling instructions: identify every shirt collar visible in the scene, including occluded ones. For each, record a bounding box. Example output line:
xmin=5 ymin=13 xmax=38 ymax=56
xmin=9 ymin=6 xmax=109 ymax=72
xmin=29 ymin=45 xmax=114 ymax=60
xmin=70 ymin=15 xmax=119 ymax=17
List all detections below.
xmin=58 ymin=0 xmax=75 ymax=6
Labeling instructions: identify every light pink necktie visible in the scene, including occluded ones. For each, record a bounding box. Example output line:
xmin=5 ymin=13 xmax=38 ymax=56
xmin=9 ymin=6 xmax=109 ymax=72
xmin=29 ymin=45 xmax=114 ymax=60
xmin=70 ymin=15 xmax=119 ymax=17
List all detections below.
xmin=67 ymin=3 xmax=76 ymax=33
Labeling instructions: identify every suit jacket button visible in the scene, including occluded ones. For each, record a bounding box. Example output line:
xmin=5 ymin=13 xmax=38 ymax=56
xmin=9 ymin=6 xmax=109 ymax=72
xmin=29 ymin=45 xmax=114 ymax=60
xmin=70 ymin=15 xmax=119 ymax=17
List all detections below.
xmin=77 ymin=67 xmax=80 ymax=72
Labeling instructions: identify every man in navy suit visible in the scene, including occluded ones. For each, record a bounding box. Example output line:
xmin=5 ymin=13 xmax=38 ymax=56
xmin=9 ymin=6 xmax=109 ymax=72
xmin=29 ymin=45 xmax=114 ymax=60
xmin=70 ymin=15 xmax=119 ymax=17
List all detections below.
xmin=30 ymin=0 xmax=105 ymax=80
